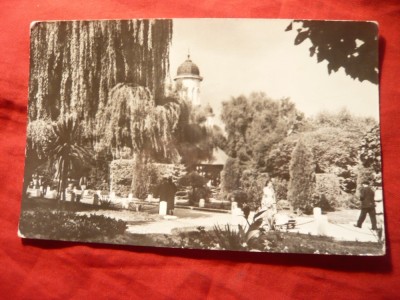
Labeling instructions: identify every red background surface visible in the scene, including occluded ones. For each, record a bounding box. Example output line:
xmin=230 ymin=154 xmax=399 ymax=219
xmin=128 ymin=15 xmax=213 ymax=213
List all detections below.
xmin=1 ymin=0 xmax=399 ymax=299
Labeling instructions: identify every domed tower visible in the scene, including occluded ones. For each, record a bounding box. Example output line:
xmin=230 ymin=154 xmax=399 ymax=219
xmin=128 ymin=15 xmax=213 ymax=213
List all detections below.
xmin=174 ymin=55 xmax=203 ymax=106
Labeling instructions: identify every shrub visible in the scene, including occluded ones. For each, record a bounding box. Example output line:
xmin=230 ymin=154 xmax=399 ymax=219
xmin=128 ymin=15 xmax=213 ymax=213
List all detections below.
xmin=315 ymin=173 xmax=341 ymax=209
xmin=153 ymin=163 xmax=186 ymax=182
xmin=19 ymin=210 xmax=127 ymax=241
xmin=338 ymin=193 xmax=360 ymax=209
xmin=110 ymin=160 xmax=186 ymax=198
xmin=131 ymin=159 xmax=161 ymax=199
xmin=186 ymin=189 xmax=208 ymax=205
xmin=213 ymin=224 xmax=246 ymax=251
xmin=110 ymin=159 xmax=133 ymax=196
xmin=229 ymin=189 xmax=248 ymax=208
xmin=178 ymin=171 xmax=209 ymax=204
xmin=239 ymin=169 xmax=268 ymax=210
xmin=99 ymin=199 xmax=113 ymax=209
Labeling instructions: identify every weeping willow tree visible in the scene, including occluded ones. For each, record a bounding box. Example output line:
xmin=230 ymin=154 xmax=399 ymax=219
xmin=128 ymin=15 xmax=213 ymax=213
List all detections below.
xmin=100 ymin=84 xmax=181 ymax=159
xmin=28 ymin=19 xmax=173 ymax=138
xmin=25 ymin=19 xmax=173 ymax=194
xmin=98 ymin=83 xmax=182 ymax=196
xmin=99 ymin=83 xmax=222 ymax=196
xmin=26 ymin=19 xmax=218 ymax=198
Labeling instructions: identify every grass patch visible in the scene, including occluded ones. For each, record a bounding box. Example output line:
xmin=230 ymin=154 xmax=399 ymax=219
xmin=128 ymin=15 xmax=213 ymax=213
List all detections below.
xmin=118 ymin=228 xmax=384 ymax=256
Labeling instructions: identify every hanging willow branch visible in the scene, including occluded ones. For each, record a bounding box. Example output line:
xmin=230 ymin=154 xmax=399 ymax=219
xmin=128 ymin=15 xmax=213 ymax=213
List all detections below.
xmin=28 ymin=19 xmax=173 ymax=141
xmin=99 ymin=83 xmax=181 ymax=161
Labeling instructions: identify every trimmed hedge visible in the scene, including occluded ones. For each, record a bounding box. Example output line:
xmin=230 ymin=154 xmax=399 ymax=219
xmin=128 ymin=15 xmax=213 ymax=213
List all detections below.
xmin=110 ymin=160 xmax=186 ymax=197
xmin=110 ymin=159 xmax=134 ymax=197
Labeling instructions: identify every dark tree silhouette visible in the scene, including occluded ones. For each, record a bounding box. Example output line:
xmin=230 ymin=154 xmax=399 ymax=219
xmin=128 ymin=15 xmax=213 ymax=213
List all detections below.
xmin=286 ymin=20 xmax=378 ymax=84
xmin=178 ymin=171 xmax=208 ymax=203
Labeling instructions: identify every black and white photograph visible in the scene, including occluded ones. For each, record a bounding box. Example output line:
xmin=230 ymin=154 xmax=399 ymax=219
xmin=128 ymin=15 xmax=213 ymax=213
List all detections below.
xmin=19 ymin=18 xmax=384 ymax=255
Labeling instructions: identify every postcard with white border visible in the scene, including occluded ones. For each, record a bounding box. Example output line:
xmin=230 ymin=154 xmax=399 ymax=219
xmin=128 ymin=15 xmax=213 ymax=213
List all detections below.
xmin=19 ymin=19 xmax=385 ymax=256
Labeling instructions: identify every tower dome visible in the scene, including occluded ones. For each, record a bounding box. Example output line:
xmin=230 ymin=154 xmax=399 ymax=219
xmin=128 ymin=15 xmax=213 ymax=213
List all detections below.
xmin=174 ymin=54 xmax=203 ymax=106
xmin=175 ymin=55 xmax=203 ymax=81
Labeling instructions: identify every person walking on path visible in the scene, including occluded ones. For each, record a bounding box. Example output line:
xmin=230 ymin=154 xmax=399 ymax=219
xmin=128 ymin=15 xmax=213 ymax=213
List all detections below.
xmin=354 ymin=181 xmax=378 ymax=230
xmin=261 ymin=180 xmax=277 ymax=213
xmin=254 ymin=180 xmax=277 ymax=230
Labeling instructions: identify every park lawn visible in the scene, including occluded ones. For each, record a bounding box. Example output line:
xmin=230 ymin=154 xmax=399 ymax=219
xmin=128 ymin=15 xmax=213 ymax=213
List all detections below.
xmin=112 ymin=229 xmax=384 ymax=256
xmin=326 ymin=209 xmax=369 ymax=225
xmin=20 ymin=198 xmax=383 ymax=256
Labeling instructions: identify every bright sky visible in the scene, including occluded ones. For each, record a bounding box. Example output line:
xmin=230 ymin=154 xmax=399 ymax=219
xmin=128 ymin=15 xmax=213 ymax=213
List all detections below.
xmin=169 ymin=19 xmax=380 ymax=121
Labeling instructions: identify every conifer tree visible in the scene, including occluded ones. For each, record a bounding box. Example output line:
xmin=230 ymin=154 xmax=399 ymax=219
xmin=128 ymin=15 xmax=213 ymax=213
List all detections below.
xmin=288 ymin=139 xmax=315 ymax=212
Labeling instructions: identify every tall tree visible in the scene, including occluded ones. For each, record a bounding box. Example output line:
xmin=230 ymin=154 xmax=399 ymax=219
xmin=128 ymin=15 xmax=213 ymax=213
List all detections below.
xmin=221 ymin=93 xmax=305 ymax=170
xmin=97 ymin=84 xmax=182 ymax=197
xmin=99 ymin=84 xmax=181 ymax=161
xmin=266 ymin=110 xmax=377 ymax=193
xmin=288 ymin=139 xmax=315 ymax=212
xmin=28 ymin=20 xmax=173 ymax=137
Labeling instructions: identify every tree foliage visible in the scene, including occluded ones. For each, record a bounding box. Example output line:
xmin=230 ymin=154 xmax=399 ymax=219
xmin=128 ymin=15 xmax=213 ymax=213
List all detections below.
xmin=98 ymin=84 xmax=181 ymax=161
xmin=355 ymin=165 xmax=376 ymax=196
xmin=25 ymin=19 xmax=174 ymax=191
xmin=131 ymin=160 xmax=160 ymax=199
xmin=221 ymin=93 xmax=305 ymax=170
xmin=174 ymin=102 xmax=217 ymax=168
xmin=359 ymin=124 xmax=381 ymax=173
xmin=220 ymin=158 xmax=242 ymax=197
xmin=286 ymin=20 xmax=378 ymax=84
xmin=266 ymin=110 xmax=377 ymax=194
xmin=96 ymin=83 xmax=218 ymax=170
xmin=178 ymin=171 xmax=209 ymax=203
xmin=47 ymin=117 xmax=93 ymax=198
xmin=265 ymin=139 xmax=296 ymax=181
xmin=288 ymin=139 xmax=315 ymax=212
xmin=29 ymin=19 xmax=173 ymax=137
xmin=26 ymin=119 xmax=55 ymax=160
xmin=315 ymin=174 xmax=341 ymax=209
xmin=239 ymin=169 xmax=268 ymax=210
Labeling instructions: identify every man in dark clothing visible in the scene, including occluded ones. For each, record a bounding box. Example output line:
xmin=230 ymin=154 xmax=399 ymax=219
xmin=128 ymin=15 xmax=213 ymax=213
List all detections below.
xmin=354 ymin=181 xmax=378 ymax=230
xmin=159 ymin=177 xmax=177 ymax=215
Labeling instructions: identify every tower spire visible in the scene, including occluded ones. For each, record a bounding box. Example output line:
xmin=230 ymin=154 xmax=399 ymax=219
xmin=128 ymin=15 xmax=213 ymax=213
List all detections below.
xmin=187 ymin=48 xmax=190 ymax=60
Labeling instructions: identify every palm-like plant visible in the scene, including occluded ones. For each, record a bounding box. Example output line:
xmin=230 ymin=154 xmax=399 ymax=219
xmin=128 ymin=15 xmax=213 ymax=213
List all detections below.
xmin=48 ymin=117 xmax=93 ymax=200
